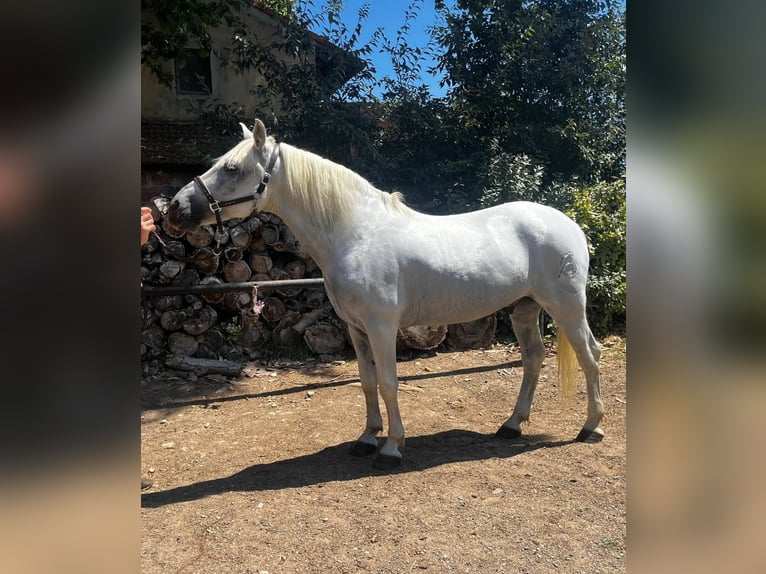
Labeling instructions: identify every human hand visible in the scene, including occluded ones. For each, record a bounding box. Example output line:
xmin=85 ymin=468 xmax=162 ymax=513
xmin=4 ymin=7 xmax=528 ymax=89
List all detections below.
xmin=140 ymin=206 xmax=156 ymax=246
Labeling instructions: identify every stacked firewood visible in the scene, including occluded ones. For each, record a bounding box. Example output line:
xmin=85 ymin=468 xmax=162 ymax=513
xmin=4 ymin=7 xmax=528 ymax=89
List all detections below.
xmin=140 ymin=196 xmax=498 ymax=371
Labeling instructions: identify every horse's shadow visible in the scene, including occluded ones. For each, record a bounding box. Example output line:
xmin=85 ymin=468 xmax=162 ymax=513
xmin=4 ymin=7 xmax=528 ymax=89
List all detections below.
xmin=141 ymin=430 xmax=573 ymax=508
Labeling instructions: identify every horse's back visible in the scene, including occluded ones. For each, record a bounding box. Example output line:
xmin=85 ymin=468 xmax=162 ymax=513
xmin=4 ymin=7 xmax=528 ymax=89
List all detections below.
xmin=338 ymin=201 xmax=589 ymax=326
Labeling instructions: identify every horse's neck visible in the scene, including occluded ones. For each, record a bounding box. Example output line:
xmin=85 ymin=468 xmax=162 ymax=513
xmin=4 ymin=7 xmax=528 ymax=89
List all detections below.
xmin=264 ymin=180 xmax=362 ymax=269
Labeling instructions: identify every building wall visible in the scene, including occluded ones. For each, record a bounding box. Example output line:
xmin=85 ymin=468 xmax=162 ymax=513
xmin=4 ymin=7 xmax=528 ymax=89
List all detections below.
xmin=141 ymin=6 xmax=285 ymax=121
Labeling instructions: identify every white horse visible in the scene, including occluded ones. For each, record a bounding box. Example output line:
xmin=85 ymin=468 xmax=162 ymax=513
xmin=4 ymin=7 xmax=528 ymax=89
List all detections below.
xmin=167 ymin=119 xmax=604 ymax=470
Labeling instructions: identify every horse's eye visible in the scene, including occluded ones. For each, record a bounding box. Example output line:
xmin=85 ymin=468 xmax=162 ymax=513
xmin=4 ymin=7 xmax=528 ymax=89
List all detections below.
xmin=224 ymin=164 xmax=239 ymax=173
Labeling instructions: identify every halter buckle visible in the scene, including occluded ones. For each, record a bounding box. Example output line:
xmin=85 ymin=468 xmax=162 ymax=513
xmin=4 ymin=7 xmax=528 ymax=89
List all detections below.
xmin=262 ymin=172 xmax=271 ymax=184
xmin=209 ymin=200 xmax=222 ymax=213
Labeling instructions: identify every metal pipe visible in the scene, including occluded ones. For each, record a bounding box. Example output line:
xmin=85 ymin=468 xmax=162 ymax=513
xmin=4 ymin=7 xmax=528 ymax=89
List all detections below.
xmin=141 ymin=278 xmax=325 ymax=296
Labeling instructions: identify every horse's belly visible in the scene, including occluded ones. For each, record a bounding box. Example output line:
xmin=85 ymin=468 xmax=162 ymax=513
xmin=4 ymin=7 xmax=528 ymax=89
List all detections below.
xmin=401 ymin=281 xmax=527 ymax=327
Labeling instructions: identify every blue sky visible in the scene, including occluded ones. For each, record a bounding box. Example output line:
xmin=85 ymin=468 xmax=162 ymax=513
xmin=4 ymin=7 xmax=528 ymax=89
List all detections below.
xmin=307 ymin=0 xmax=454 ymax=98
xmin=305 ymin=0 xmax=625 ymax=100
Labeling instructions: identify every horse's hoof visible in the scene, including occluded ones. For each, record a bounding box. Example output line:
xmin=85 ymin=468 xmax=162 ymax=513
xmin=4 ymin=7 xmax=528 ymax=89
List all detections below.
xmin=495 ymin=425 xmax=522 ymax=439
xmin=350 ymin=441 xmax=378 ymax=457
xmin=372 ymin=453 xmax=402 ymax=471
xmin=575 ymin=428 xmax=605 ymax=443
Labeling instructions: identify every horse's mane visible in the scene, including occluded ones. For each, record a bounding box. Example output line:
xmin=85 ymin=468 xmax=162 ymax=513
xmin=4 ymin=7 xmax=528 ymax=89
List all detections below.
xmin=278 ymin=143 xmax=410 ymax=230
xmin=215 ymin=138 xmax=410 ymax=229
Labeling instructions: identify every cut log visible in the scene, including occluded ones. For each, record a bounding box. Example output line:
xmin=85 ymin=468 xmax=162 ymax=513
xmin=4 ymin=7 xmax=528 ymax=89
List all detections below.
xmin=248 ymin=235 xmax=266 ymax=252
xmin=261 ymin=224 xmax=280 ymax=245
xmin=165 ymin=355 xmax=243 ymax=377
xmin=303 ymin=323 xmax=346 ymax=355
xmin=272 ymin=311 xmax=301 ymax=347
xmin=198 ymin=276 xmax=225 ymax=304
xmin=224 ymin=246 xmax=243 ymax=262
xmin=229 ymin=225 xmax=251 ymax=249
xmin=242 ymin=216 xmax=263 ymax=234
xmin=173 ymin=268 xmax=200 ymax=286
xmin=222 ymin=291 xmax=251 ymax=312
xmin=201 ymin=328 xmax=227 ymax=351
xmin=161 ymin=240 xmax=186 ymax=260
xmin=222 ymin=260 xmax=252 ymax=283
xmin=141 ymin=324 xmax=166 ymax=349
xmin=260 ymin=296 xmax=286 ymax=323
xmin=185 ymin=295 xmax=203 ymax=311
xmin=285 ymin=259 xmax=306 ymax=279
xmin=182 ymin=305 xmax=218 ymax=336
xmin=239 ymin=310 xmax=271 ymax=348
xmin=305 ymin=289 xmax=327 ymax=309
xmin=151 ymin=294 xmax=183 ymax=311
xmin=249 ymin=253 xmax=273 ymax=274
xmin=273 ymin=226 xmax=306 ymax=256
xmin=189 ymin=247 xmax=220 ymax=274
xmin=185 ymin=225 xmax=214 ymax=248
xmin=167 ymin=332 xmax=199 ymax=356
xmin=160 ymin=309 xmax=184 ymax=331
xmin=397 ymin=325 xmax=447 ymax=351
xmin=270 ymin=267 xmax=300 ymax=297
xmin=283 ymin=297 xmax=305 ymax=311
xmin=273 ymin=307 xmax=326 ymax=348
xmin=446 ymin=315 xmax=497 ymax=350
xmin=159 ymin=260 xmax=184 ymax=281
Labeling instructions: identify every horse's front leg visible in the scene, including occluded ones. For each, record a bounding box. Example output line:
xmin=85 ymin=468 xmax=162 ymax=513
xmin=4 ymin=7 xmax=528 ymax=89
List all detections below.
xmin=347 ymin=325 xmax=383 ymax=456
xmin=366 ymin=323 xmax=404 ymax=471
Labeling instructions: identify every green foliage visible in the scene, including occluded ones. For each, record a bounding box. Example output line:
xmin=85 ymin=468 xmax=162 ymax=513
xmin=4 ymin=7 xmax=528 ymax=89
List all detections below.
xmin=432 ymin=0 xmax=625 ymax=184
xmin=222 ymin=315 xmax=242 ymax=342
xmin=565 ymin=179 xmax=626 ymax=335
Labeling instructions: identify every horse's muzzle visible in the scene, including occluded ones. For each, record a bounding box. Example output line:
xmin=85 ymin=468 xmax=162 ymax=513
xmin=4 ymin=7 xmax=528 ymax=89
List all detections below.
xmin=166 ymin=187 xmax=208 ymax=231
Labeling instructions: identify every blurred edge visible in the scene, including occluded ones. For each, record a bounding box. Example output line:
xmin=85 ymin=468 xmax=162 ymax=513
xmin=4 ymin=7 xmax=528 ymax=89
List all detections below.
xmin=629 ymin=1 xmax=766 ymax=573
xmin=0 ymin=2 xmax=139 ymax=574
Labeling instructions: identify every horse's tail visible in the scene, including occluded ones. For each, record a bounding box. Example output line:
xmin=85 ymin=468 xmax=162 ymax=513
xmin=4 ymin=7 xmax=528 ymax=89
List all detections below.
xmin=557 ymin=328 xmax=578 ymax=400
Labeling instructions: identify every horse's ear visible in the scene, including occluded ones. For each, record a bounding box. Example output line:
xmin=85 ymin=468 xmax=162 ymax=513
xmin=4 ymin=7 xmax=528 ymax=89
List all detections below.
xmin=239 ymin=122 xmax=253 ymax=140
xmin=253 ymin=119 xmax=267 ymax=150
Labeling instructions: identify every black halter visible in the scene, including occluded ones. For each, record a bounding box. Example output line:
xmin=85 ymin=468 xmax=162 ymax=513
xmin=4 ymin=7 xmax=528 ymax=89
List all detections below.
xmin=194 ymin=143 xmax=280 ymax=235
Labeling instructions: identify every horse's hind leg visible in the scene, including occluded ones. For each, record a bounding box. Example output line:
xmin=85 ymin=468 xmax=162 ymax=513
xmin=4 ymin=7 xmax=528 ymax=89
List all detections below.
xmin=497 ymin=298 xmax=545 ymax=439
xmin=347 ymin=325 xmax=383 ymax=456
xmin=555 ymin=312 xmax=604 ymax=442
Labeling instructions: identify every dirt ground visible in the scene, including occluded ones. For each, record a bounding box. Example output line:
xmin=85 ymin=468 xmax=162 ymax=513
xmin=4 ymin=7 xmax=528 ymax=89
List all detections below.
xmin=141 ymin=337 xmax=626 ymax=574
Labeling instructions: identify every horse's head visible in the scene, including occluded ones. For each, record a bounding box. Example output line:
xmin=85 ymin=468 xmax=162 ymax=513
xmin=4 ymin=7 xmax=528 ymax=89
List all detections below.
xmin=166 ymin=118 xmax=280 ymax=231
